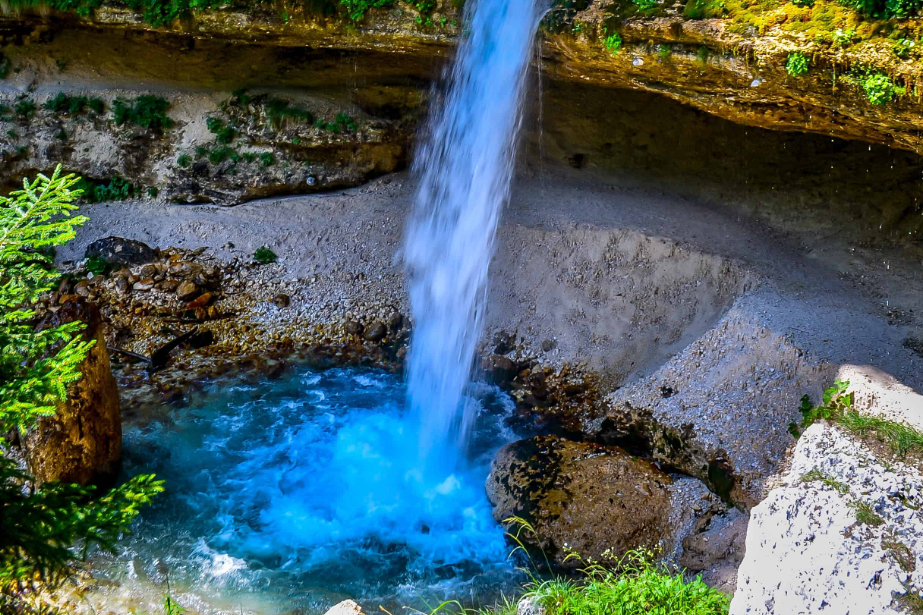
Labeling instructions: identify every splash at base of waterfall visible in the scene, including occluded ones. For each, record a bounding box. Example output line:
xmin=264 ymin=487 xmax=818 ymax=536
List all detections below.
xmin=82 ymin=367 xmax=525 ymax=615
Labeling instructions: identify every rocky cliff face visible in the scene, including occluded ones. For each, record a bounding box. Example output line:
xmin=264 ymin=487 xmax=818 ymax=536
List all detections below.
xmin=22 ymin=297 xmax=122 ymax=487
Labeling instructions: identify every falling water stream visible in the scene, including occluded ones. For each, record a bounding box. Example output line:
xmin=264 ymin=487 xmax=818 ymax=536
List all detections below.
xmin=83 ymin=0 xmax=545 ymax=613
xmin=405 ymin=0 xmax=546 ymax=472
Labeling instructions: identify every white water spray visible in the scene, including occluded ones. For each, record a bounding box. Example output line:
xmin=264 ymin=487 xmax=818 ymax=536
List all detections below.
xmin=404 ymin=0 xmax=546 ymax=471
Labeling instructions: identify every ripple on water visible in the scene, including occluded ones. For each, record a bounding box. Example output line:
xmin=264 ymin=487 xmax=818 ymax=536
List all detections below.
xmin=85 ymin=366 xmax=526 ymax=615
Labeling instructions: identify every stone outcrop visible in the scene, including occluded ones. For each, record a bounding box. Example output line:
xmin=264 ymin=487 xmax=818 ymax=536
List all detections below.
xmin=21 ymin=297 xmax=122 ymax=487
xmin=730 ymin=421 xmax=923 ymax=614
xmin=486 ymin=435 xmax=723 ymax=567
xmin=3 ymin=0 xmax=923 ymax=159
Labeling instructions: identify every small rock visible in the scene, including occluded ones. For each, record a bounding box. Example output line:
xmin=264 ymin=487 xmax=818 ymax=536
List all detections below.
xmin=345 ymin=320 xmax=363 ymax=335
xmin=132 ymin=278 xmax=155 ymax=292
xmin=114 ymin=277 xmax=130 ymax=295
xmin=517 ymin=597 xmax=546 ymax=615
xmin=74 ymin=280 xmax=91 ymax=297
xmin=271 ymin=293 xmax=291 ymax=308
xmin=363 ymin=322 xmax=387 ymax=342
xmin=139 ymin=264 xmax=157 ymax=278
xmin=493 ymin=331 xmax=514 ymax=354
xmin=186 ymin=292 xmax=216 ymax=309
xmin=541 ymin=339 xmax=556 ymax=352
xmin=156 ymin=280 xmax=180 ymax=292
xmin=176 ymin=280 xmax=199 ymax=301
xmin=483 ymin=354 xmax=518 ymax=384
xmin=387 ymin=311 xmax=403 ymax=332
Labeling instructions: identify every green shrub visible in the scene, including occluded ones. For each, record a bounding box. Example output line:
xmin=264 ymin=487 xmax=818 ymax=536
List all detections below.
xmin=112 ymin=95 xmax=173 ymax=131
xmin=253 ymin=245 xmax=278 ymax=264
xmin=43 ymin=92 xmax=104 ymax=115
xmin=206 ymin=116 xmax=238 ymax=144
xmin=785 ymin=52 xmax=809 ymax=76
xmin=892 ymin=38 xmax=915 ymax=59
xmin=315 ymin=112 xmax=357 ymax=133
xmin=634 ymin=0 xmax=659 ymax=9
xmin=177 ymin=154 xmax=192 ymax=168
xmin=209 ymin=146 xmax=240 ymax=165
xmin=74 ymin=176 xmax=135 ymax=203
xmin=0 ymin=167 xmax=162 ymax=607
xmin=13 ymin=98 xmax=36 ymax=118
xmin=697 ymin=45 xmax=710 ymax=64
xmin=259 ymin=151 xmax=275 ymax=167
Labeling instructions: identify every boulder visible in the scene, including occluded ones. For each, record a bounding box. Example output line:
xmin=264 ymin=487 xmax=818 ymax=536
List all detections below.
xmin=730 ymin=422 xmax=923 ymax=614
xmin=324 ymin=600 xmax=364 ymax=615
xmin=680 ymin=508 xmax=748 ymax=594
xmin=22 ymin=298 xmax=122 ymax=487
xmin=85 ymin=236 xmax=156 ymax=267
xmin=486 ymin=435 xmax=677 ymax=567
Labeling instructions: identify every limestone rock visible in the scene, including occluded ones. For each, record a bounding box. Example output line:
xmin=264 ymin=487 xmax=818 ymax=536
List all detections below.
xmin=22 ymin=298 xmax=122 ymax=487
xmin=486 ymin=435 xmax=675 ymax=567
xmin=680 ymin=508 xmax=748 ymax=594
xmin=730 ymin=422 xmax=923 ymax=614
xmin=85 ymin=236 xmax=156 ymax=267
xmin=324 ymin=600 xmax=364 ymax=615
xmin=176 ymin=280 xmax=199 ymax=301
xmin=362 ymin=321 xmax=386 ymax=342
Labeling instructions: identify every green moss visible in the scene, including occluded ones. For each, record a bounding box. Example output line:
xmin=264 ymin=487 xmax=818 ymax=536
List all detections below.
xmin=44 ymin=93 xmax=105 ymax=115
xmin=852 ymin=71 xmax=906 ymax=105
xmin=264 ymin=98 xmax=314 ymax=129
xmin=176 ymin=154 xmax=192 ymax=168
xmin=253 ymin=245 xmax=278 ymax=264
xmin=338 ymin=0 xmax=393 ymax=21
xmin=603 ymin=31 xmax=623 ymax=54
xmin=800 ymin=468 xmax=849 ymax=494
xmin=74 ymin=176 xmax=135 ymax=203
xmin=13 ymin=97 xmax=36 ymax=118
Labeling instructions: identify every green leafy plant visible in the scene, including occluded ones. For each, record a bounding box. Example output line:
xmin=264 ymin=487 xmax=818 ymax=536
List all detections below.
xmin=112 ymin=95 xmax=173 ymax=131
xmin=338 ymin=0 xmax=394 ymax=21
xmin=315 ymin=112 xmax=357 ymax=133
xmin=259 ymin=152 xmax=275 ymax=167
xmin=85 ymin=255 xmax=110 ymax=276
xmin=253 ymin=245 xmax=278 ymax=264
xmin=697 ymin=45 xmax=710 ymax=65
xmin=855 ymin=71 xmax=905 ymax=105
xmin=831 ymin=28 xmax=856 ymax=47
xmin=795 ymin=380 xmax=923 ymax=458
xmin=0 ymin=167 xmax=163 ymax=608
xmin=785 ymin=52 xmax=809 ymax=76
xmin=892 ymin=38 xmax=915 ymax=58
xmin=657 ymin=44 xmax=672 ymax=60
xmin=603 ymin=32 xmax=623 ymax=55
xmin=634 ymin=0 xmax=659 ymax=9
xmin=177 ymin=154 xmax=192 ymax=168
xmin=206 ymin=116 xmax=238 ymax=144
xmin=74 ymin=176 xmax=135 ymax=203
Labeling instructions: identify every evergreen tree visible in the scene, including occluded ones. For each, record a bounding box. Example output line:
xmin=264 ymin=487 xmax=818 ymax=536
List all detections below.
xmin=0 ymin=167 xmax=163 ymax=610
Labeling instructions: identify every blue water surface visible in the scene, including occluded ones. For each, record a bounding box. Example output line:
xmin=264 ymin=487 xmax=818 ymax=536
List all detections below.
xmin=91 ymin=366 xmax=525 ymax=615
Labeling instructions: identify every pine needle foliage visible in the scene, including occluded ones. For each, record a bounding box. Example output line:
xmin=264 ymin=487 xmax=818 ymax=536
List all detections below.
xmin=0 ymin=167 xmax=93 ymax=436
xmin=0 ymin=166 xmax=164 ymax=608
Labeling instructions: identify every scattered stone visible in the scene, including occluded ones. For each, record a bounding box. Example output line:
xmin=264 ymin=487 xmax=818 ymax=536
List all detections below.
xmin=345 ymin=320 xmax=364 ymax=335
xmin=681 ymin=508 xmax=748 ymax=594
xmin=74 ymin=280 xmax=91 ymax=297
xmin=541 ymin=338 xmax=556 ymax=352
xmin=156 ymin=279 xmax=180 ymax=292
xmin=176 ymin=280 xmax=199 ymax=301
xmin=184 ymin=329 xmax=215 ymax=349
xmin=517 ymin=596 xmax=545 ymax=615
xmin=114 ymin=276 xmax=129 ymax=295
xmin=132 ymin=278 xmax=155 ymax=292
xmin=493 ymin=331 xmax=514 ymax=354
xmin=139 ymin=264 xmax=158 ymax=277
xmin=85 ymin=236 xmax=156 ymax=267
xmin=362 ymin=321 xmax=387 ymax=342
xmin=186 ymin=292 xmax=216 ymax=310
xmin=270 ymin=293 xmax=290 ymax=308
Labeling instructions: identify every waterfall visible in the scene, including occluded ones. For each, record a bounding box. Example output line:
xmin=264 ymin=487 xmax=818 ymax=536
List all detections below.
xmin=404 ymin=0 xmax=545 ymax=472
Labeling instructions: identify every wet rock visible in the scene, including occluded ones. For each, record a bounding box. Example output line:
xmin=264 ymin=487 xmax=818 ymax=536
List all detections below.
xmin=362 ymin=321 xmax=387 ymax=342
xmin=387 ymin=311 xmax=403 ymax=332
xmin=345 ymin=320 xmax=364 ymax=335
xmin=22 ymin=298 xmax=121 ymax=487
xmin=184 ymin=329 xmax=215 ymax=349
xmin=85 ymin=236 xmax=156 ymax=267
xmin=483 ymin=354 xmax=518 ymax=385
xmin=133 ymin=278 xmax=155 ymax=291
xmin=486 ymin=435 xmax=674 ymax=567
xmin=176 ymin=280 xmax=199 ymax=301
xmin=139 ymin=263 xmax=158 ymax=278
xmin=270 ymin=293 xmax=290 ymax=308
xmin=493 ymin=331 xmax=514 ymax=354
xmin=541 ymin=339 xmax=556 ymax=352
